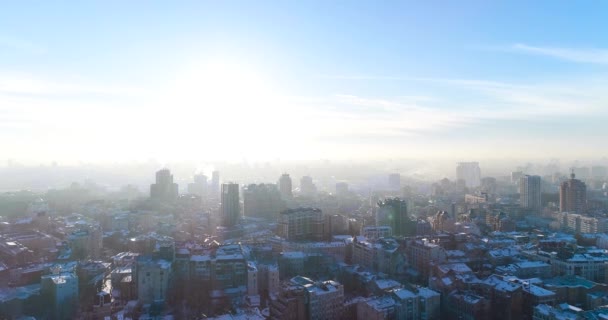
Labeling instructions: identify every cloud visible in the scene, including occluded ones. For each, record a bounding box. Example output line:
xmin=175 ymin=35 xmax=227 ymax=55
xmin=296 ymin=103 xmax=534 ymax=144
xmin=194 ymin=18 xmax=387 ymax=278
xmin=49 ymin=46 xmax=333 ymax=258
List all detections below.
xmin=511 ymin=43 xmax=608 ymax=65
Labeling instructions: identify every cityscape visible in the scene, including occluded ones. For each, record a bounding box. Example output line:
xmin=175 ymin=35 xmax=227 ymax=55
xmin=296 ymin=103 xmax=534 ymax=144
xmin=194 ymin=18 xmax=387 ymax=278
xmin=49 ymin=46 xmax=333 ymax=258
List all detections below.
xmin=2 ymin=1 xmax=608 ymax=319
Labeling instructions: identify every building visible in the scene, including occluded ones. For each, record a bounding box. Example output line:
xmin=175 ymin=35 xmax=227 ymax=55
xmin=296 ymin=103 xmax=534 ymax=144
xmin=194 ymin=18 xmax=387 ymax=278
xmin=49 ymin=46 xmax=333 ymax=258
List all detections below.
xmin=279 ymin=208 xmax=324 ymax=241
xmin=211 ymin=170 xmax=220 ymax=195
xmin=560 ymin=173 xmax=587 ymax=213
xmin=187 ymin=173 xmax=207 ymax=198
xmin=392 ymin=287 xmax=441 ymax=320
xmin=243 ymin=183 xmax=284 ymax=220
xmin=408 ymin=239 xmax=447 ymax=280
xmin=388 ymin=173 xmax=401 ymax=191
xmin=456 ymin=162 xmax=481 ymax=188
xmin=335 ymin=182 xmax=349 ymax=196
xmin=135 ymin=257 xmax=172 ymax=304
xmin=361 ymin=226 xmax=392 ymax=239
xmin=40 ymin=271 xmax=79 ymax=319
xmin=300 ymin=176 xmax=317 ymax=197
xmin=68 ymin=224 xmax=103 ymax=259
xmin=150 ymin=169 xmax=179 ymax=202
xmin=377 ymin=198 xmax=414 ymax=237
xmin=520 ymin=175 xmax=542 ymax=213
xmin=220 ymin=183 xmax=240 ymax=227
xmin=269 ymin=282 xmax=308 ymax=320
xmin=278 ymin=174 xmax=293 ymax=198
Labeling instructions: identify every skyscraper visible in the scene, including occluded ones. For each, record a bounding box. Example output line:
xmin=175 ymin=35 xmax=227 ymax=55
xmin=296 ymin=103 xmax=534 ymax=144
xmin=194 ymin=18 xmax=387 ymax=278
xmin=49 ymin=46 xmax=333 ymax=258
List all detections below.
xmin=187 ymin=173 xmax=207 ymax=197
xmin=278 ymin=173 xmax=293 ymax=198
xmin=211 ymin=171 xmax=220 ymax=195
xmin=377 ymin=198 xmax=414 ymax=237
xmin=243 ymin=183 xmax=284 ymax=220
xmin=560 ymin=173 xmax=587 ymax=213
xmin=300 ymin=176 xmax=317 ymax=196
xmin=221 ymin=183 xmax=240 ymax=227
xmin=388 ymin=173 xmax=401 ymax=191
xmin=456 ymin=162 xmax=481 ymax=188
xmin=150 ymin=168 xmax=179 ymax=202
xmin=519 ymin=175 xmax=542 ymax=213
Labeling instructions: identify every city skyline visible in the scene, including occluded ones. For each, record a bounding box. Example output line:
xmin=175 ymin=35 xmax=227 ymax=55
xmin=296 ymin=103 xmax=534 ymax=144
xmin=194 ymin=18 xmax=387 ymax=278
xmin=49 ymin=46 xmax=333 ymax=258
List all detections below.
xmin=1 ymin=1 xmax=608 ymax=163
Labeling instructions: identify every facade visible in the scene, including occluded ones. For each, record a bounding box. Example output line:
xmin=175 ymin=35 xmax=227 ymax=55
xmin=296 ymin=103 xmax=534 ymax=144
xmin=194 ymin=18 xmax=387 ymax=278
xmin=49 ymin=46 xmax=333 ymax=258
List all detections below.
xmin=243 ymin=183 xmax=284 ymax=220
xmin=408 ymin=239 xmax=447 ymax=280
xmin=456 ymin=162 xmax=481 ymax=188
xmin=150 ymin=169 xmax=179 ymax=202
xmin=221 ymin=183 xmax=240 ymax=227
xmin=40 ymin=272 xmax=79 ymax=320
xmin=559 ymin=173 xmax=587 ymax=213
xmin=362 ymin=226 xmax=392 ymax=239
xmin=520 ymin=175 xmax=542 ymax=213
xmin=377 ymin=198 xmax=414 ymax=237
xmin=187 ymin=173 xmax=207 ymax=198
xmin=278 ymin=174 xmax=293 ymax=198
xmin=300 ymin=176 xmax=317 ymax=196
xmin=279 ymin=208 xmax=324 ymax=241
xmin=388 ymin=173 xmax=401 ymax=191
xmin=136 ymin=257 xmax=172 ymax=304
xmin=211 ymin=171 xmax=220 ymax=195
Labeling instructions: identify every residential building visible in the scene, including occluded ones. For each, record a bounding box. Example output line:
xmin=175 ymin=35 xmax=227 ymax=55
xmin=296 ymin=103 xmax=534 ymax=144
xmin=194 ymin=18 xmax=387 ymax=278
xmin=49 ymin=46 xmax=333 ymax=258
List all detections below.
xmin=150 ymin=169 xmax=179 ymax=202
xmin=560 ymin=173 xmax=586 ymax=213
xmin=221 ymin=183 xmax=240 ymax=227
xmin=520 ymin=175 xmax=542 ymax=213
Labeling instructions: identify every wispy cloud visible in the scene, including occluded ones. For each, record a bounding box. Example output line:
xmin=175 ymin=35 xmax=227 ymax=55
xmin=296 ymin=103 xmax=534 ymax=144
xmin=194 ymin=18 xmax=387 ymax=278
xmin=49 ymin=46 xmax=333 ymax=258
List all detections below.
xmin=511 ymin=43 xmax=608 ymax=65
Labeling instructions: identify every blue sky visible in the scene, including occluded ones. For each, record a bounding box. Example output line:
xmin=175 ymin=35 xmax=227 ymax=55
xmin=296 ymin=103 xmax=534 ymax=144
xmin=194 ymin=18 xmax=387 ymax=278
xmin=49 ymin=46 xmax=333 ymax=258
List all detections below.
xmin=1 ymin=1 xmax=607 ymax=163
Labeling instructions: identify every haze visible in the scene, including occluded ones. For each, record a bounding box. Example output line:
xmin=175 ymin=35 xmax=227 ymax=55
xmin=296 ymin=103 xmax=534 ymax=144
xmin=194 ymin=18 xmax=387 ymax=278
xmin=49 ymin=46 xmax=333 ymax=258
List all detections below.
xmin=1 ymin=1 xmax=607 ymax=164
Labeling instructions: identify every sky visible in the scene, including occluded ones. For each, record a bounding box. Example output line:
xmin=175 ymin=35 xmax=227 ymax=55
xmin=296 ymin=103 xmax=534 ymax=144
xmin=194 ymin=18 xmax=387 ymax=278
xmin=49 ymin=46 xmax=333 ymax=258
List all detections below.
xmin=1 ymin=1 xmax=607 ymax=164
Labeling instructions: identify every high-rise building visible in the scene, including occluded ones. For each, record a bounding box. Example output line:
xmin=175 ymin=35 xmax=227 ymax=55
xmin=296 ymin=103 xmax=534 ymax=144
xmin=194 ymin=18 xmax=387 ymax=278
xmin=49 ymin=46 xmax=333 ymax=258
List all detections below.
xmin=560 ymin=173 xmax=587 ymax=213
xmin=211 ymin=170 xmax=220 ymax=195
xmin=221 ymin=183 xmax=240 ymax=227
xmin=243 ymin=183 xmax=284 ymax=220
xmin=388 ymin=173 xmax=401 ymax=191
xmin=150 ymin=169 xmax=179 ymax=202
xmin=335 ymin=182 xmax=349 ymax=196
xmin=519 ymin=175 xmax=542 ymax=213
xmin=279 ymin=208 xmax=324 ymax=241
xmin=377 ymin=198 xmax=414 ymax=237
xmin=278 ymin=173 xmax=293 ymax=198
xmin=187 ymin=173 xmax=207 ymax=197
xmin=300 ymin=176 xmax=317 ymax=196
xmin=456 ymin=162 xmax=481 ymax=188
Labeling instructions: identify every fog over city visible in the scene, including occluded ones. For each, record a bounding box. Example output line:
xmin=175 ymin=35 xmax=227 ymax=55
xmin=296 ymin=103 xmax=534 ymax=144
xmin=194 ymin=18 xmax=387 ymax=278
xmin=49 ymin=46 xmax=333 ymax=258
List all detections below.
xmin=2 ymin=2 xmax=608 ymax=320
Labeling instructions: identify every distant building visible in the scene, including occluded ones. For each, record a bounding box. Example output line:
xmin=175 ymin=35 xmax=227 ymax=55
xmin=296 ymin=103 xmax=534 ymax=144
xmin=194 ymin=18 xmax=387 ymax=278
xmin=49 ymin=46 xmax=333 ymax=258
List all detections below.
xmin=456 ymin=162 xmax=481 ymax=188
xmin=300 ymin=176 xmax=317 ymax=197
xmin=520 ymin=175 xmax=542 ymax=213
xmin=150 ymin=169 xmax=179 ymax=202
xmin=278 ymin=174 xmax=293 ymax=198
xmin=388 ymin=173 xmax=401 ymax=191
xmin=187 ymin=173 xmax=207 ymax=198
xmin=335 ymin=182 xmax=349 ymax=196
xmin=220 ymin=183 xmax=240 ymax=227
xmin=211 ymin=170 xmax=220 ymax=195
xmin=377 ymin=198 xmax=414 ymax=237
xmin=41 ymin=272 xmax=79 ymax=319
xmin=243 ymin=183 xmax=284 ymax=220
xmin=279 ymin=208 xmax=324 ymax=241
xmin=559 ymin=173 xmax=587 ymax=213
